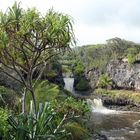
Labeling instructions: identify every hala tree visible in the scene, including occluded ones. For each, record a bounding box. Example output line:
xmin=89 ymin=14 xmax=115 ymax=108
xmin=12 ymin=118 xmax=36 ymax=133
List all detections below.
xmin=0 ymin=2 xmax=75 ymax=115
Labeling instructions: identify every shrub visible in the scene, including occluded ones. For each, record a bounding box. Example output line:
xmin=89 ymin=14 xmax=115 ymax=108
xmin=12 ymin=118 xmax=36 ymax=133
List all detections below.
xmin=127 ymin=54 xmax=136 ymax=64
xmin=8 ymin=102 xmax=69 ymax=140
xmin=73 ymin=61 xmax=85 ymax=76
xmin=26 ymin=80 xmax=61 ymax=107
xmin=0 ymin=108 xmax=9 ymax=139
xmin=127 ymin=48 xmax=138 ymax=64
xmin=57 ymin=97 xmax=90 ymax=116
xmin=8 ymin=101 xmax=89 ymax=140
xmin=97 ymin=74 xmax=112 ymax=89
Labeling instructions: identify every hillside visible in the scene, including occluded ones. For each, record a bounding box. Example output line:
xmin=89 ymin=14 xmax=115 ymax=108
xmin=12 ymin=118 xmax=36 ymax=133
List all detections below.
xmin=61 ymin=37 xmax=140 ymax=91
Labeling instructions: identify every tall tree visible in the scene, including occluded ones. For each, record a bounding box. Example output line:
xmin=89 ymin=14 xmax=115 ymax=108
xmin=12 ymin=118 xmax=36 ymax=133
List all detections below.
xmin=0 ymin=2 xmax=75 ymax=115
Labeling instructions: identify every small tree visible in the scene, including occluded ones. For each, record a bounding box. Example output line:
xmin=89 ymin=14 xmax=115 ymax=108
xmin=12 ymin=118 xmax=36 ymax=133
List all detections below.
xmin=0 ymin=2 xmax=75 ymax=115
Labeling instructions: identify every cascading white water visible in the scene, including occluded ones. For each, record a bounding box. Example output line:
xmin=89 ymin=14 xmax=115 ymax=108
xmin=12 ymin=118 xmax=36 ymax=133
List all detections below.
xmin=87 ymin=98 xmax=116 ymax=114
xmin=63 ymin=76 xmax=140 ymax=139
xmin=63 ymin=76 xmax=116 ymax=114
xmin=62 ymin=66 xmax=140 ymax=139
xmin=63 ymin=77 xmax=74 ymax=93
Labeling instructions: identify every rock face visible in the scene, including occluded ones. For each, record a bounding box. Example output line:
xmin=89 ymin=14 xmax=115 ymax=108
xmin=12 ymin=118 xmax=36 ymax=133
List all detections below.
xmin=86 ymin=60 xmax=140 ymax=90
xmin=107 ymin=60 xmax=140 ymax=90
xmin=85 ymin=68 xmax=101 ymax=89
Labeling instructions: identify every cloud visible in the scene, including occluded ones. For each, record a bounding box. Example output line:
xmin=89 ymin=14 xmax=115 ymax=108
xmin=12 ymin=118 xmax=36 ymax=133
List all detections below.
xmin=75 ymin=0 xmax=140 ymax=27
xmin=1 ymin=0 xmax=140 ymax=45
xmin=75 ymin=23 xmax=140 ymax=45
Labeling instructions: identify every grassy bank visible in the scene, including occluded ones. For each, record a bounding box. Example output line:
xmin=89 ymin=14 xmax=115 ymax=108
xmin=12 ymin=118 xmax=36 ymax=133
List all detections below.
xmin=95 ymin=88 xmax=140 ymax=105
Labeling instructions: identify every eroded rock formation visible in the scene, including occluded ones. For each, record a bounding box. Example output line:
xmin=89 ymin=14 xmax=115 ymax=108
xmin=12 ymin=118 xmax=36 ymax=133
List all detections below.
xmin=86 ymin=59 xmax=140 ymax=90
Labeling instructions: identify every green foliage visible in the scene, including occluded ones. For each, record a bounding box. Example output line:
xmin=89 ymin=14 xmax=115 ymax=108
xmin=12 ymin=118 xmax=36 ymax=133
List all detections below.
xmin=96 ymin=88 xmax=140 ymax=105
xmin=75 ymin=78 xmax=90 ymax=91
xmin=57 ymin=97 xmax=90 ymax=116
xmin=8 ymin=102 xmax=68 ymax=140
xmin=73 ymin=61 xmax=85 ymax=76
xmin=8 ymin=101 xmax=89 ymax=140
xmin=64 ymin=122 xmax=88 ymax=140
xmin=62 ymin=65 xmax=71 ymax=73
xmin=127 ymin=54 xmax=136 ymax=64
xmin=72 ymin=44 xmax=111 ymax=70
xmin=46 ymin=71 xmax=58 ymax=78
xmin=127 ymin=48 xmax=138 ymax=64
xmin=97 ymin=74 xmax=112 ymax=89
xmin=0 ymin=86 xmax=20 ymax=109
xmin=35 ymin=81 xmax=60 ymax=102
xmin=32 ymin=80 xmax=90 ymax=115
xmin=26 ymin=80 xmax=61 ymax=106
xmin=72 ymin=60 xmax=89 ymax=91
xmin=0 ymin=108 xmax=9 ymax=138
xmin=0 ymin=2 xmax=75 ymax=114
xmin=51 ymin=57 xmax=62 ymax=72
xmin=7 ymin=79 xmax=90 ymax=139
xmin=69 ymin=38 xmax=140 ymax=74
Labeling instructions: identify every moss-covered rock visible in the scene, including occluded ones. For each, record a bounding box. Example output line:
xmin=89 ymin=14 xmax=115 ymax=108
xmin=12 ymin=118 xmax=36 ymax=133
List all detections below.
xmin=75 ymin=78 xmax=90 ymax=91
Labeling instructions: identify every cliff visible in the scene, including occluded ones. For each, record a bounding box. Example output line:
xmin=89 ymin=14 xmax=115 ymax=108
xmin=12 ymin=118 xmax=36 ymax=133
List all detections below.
xmin=86 ymin=59 xmax=140 ymax=90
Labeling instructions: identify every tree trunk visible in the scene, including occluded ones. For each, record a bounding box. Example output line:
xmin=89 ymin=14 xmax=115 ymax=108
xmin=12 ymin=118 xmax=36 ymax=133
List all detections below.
xmin=22 ymin=90 xmax=26 ymax=113
xmin=30 ymin=88 xmax=37 ymax=117
xmin=22 ymin=88 xmax=27 ymax=114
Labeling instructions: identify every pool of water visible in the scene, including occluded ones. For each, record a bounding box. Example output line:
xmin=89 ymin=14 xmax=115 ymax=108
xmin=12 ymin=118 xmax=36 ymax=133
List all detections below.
xmin=90 ymin=111 xmax=140 ymax=140
xmin=63 ymin=77 xmax=140 ymax=140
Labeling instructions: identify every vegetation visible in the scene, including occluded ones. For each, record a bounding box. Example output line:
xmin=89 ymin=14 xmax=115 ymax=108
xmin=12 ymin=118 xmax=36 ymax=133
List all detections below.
xmin=0 ymin=86 xmax=20 ymax=110
xmin=0 ymin=2 xmax=92 ymax=140
xmin=127 ymin=48 xmax=139 ymax=64
xmin=96 ymin=88 xmax=140 ymax=105
xmin=2 ymin=2 xmax=140 ymax=139
xmin=73 ymin=62 xmax=90 ymax=91
xmin=71 ymin=37 xmax=140 ymax=71
xmin=73 ymin=61 xmax=85 ymax=76
xmin=7 ymin=101 xmax=89 ymax=140
xmin=97 ymin=74 xmax=112 ymax=89
xmin=0 ymin=108 xmax=9 ymax=139
xmin=0 ymin=2 xmax=75 ymax=114
xmin=75 ymin=78 xmax=90 ymax=91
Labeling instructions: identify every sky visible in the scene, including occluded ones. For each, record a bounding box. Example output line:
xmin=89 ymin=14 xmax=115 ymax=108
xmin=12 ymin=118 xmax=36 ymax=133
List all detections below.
xmin=1 ymin=0 xmax=140 ymax=46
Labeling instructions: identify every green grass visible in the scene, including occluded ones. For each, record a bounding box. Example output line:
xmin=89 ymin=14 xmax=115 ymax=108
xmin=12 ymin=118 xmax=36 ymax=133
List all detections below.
xmin=96 ymin=88 xmax=140 ymax=105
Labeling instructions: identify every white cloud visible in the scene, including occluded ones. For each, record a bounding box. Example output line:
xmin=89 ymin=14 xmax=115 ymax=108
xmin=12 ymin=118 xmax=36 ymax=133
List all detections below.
xmin=75 ymin=23 xmax=140 ymax=45
xmin=1 ymin=0 xmax=140 ymax=46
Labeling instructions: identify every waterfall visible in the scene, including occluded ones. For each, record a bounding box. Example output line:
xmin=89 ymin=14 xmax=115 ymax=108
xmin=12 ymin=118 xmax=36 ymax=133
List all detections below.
xmin=63 ymin=77 xmax=74 ymax=93
xmin=87 ymin=98 xmax=116 ymax=114
xmin=63 ymin=76 xmax=116 ymax=114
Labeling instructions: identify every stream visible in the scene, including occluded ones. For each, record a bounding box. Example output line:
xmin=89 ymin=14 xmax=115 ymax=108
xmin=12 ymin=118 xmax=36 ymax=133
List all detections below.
xmin=64 ymin=77 xmax=140 ymax=140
